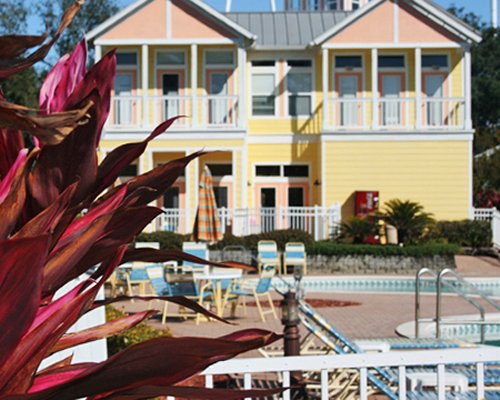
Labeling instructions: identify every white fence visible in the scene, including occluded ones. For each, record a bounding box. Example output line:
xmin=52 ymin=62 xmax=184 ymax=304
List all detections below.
xmin=473 ymin=207 xmax=500 ymax=249
xmin=200 ymin=347 xmax=500 ymax=400
xmin=156 ymin=205 xmax=341 ymax=241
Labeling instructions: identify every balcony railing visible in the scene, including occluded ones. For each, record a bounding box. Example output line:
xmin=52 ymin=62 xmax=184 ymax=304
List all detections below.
xmin=108 ymin=95 xmax=240 ymax=130
xmin=326 ymin=97 xmax=466 ymax=131
xmin=155 ymin=205 xmax=341 ymax=241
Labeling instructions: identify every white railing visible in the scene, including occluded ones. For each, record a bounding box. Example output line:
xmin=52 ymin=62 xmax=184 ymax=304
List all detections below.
xmin=110 ymin=95 xmax=141 ymax=127
xmin=473 ymin=207 xmax=500 ymax=249
xmin=325 ymin=97 xmax=466 ymax=131
xmin=327 ymin=98 xmax=370 ymax=130
xmin=379 ymin=98 xmax=415 ymax=129
xmin=149 ymin=95 xmax=191 ymax=129
xmin=157 ymin=205 xmax=341 ymax=241
xmin=200 ymin=95 xmax=239 ymax=128
xmin=200 ymin=348 xmax=500 ymax=400
xmin=422 ymin=98 xmax=465 ymax=130
xmin=473 ymin=207 xmax=496 ymax=221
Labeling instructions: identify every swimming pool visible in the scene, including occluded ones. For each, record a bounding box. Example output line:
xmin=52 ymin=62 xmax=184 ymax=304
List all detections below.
xmin=272 ymin=275 xmax=500 ymax=297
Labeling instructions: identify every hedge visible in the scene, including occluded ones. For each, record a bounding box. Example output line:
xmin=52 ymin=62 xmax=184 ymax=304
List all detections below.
xmin=306 ymin=242 xmax=462 ymax=257
xmin=426 ymin=220 xmax=492 ymax=248
xmin=135 ymin=231 xmax=188 ymax=250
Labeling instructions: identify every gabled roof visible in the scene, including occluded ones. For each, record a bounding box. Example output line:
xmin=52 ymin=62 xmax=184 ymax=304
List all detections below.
xmin=309 ymin=0 xmax=482 ymax=46
xmin=86 ymin=0 xmax=256 ymax=42
xmin=225 ymin=11 xmax=350 ymax=49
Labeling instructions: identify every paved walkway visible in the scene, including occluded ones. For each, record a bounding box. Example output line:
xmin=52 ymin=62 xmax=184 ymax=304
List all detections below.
xmin=117 ymin=255 xmax=500 ymax=344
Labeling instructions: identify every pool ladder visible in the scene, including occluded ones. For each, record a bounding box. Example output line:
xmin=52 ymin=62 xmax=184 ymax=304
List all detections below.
xmin=415 ymin=267 xmax=500 ymax=343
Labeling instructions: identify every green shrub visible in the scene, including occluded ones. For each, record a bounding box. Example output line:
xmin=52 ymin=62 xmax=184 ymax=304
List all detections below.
xmin=106 ymin=306 xmax=170 ymax=356
xmin=426 ymin=220 xmax=492 ymax=248
xmin=340 ymin=216 xmax=380 ymax=244
xmin=306 ymin=242 xmax=461 ymax=257
xmin=135 ymin=231 xmax=189 ymax=250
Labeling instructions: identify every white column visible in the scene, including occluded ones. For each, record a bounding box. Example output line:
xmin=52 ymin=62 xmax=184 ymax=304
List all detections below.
xmin=241 ymin=145 xmax=248 ymax=208
xmin=371 ymin=48 xmax=379 ymax=129
xmin=322 ymin=48 xmax=329 ymax=131
xmin=94 ymin=45 xmax=102 ymax=62
xmin=141 ymin=44 xmax=149 ymax=127
xmin=225 ymin=0 xmax=232 ymax=12
xmin=464 ymin=46 xmax=472 ymax=130
xmin=191 ymin=44 xmax=198 ymax=128
xmin=493 ymin=0 xmax=498 ymax=28
xmin=415 ymin=47 xmax=422 ymax=130
xmin=237 ymin=45 xmax=247 ymax=129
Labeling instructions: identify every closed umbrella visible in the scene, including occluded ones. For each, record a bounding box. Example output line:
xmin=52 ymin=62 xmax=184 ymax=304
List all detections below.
xmin=192 ymin=166 xmax=223 ymax=243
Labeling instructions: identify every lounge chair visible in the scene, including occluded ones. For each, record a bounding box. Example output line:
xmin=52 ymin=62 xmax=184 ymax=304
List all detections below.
xmin=181 ymin=241 xmax=209 ymax=276
xmin=125 ymin=241 xmax=161 ymax=296
xmin=283 ymin=242 xmax=307 ymax=275
xmin=257 ymin=240 xmax=281 ymax=274
xmin=231 ymin=265 xmax=278 ymax=322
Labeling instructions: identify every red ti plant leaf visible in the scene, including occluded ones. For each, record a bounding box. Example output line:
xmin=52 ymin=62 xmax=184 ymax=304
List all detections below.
xmin=0 ymin=236 xmax=51 ymax=369
xmin=28 ymin=90 xmax=101 ymax=212
xmin=0 ymin=330 xmax=281 ymax=400
xmin=0 ymin=1 xmax=83 ymax=81
xmin=30 ymin=363 xmax=96 ymax=394
xmin=0 ymin=149 xmax=28 ymax=204
xmin=0 ymin=129 xmax=24 ymax=178
xmin=0 ymin=149 xmax=38 ymax=239
xmin=50 ymin=310 xmax=157 ymax=354
xmin=39 ymin=39 xmax=87 ymax=114
xmin=92 ymin=117 xmax=183 ymax=196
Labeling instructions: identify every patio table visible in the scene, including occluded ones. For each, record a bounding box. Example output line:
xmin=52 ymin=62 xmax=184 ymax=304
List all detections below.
xmin=193 ymin=268 xmax=243 ymax=317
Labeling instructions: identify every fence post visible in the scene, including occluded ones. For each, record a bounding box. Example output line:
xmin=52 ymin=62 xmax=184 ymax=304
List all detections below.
xmin=314 ymin=205 xmax=320 ymax=241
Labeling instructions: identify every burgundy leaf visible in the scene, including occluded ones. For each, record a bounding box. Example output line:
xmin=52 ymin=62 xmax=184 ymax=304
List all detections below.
xmin=1 ymin=330 xmax=281 ymax=400
xmin=0 ymin=236 xmax=50 ymax=369
xmin=51 ymin=310 xmax=157 ymax=354
xmin=93 ymin=117 xmax=183 ymax=196
xmin=0 ymin=1 xmax=82 ymax=80
xmin=39 ymin=39 xmax=87 ymax=114
xmin=30 ymin=364 xmax=95 ymax=393
xmin=0 ymin=129 xmax=24 ymax=178
xmin=36 ymin=356 xmax=75 ymax=375
xmin=0 ymin=149 xmax=28 ymax=204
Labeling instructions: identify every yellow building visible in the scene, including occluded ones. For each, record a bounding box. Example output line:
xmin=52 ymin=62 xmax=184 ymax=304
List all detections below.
xmin=87 ymin=0 xmax=481 ymax=238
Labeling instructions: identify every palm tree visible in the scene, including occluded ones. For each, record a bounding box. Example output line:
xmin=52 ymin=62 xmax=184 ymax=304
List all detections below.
xmin=382 ymin=199 xmax=435 ymax=244
xmin=341 ymin=216 xmax=380 ymax=244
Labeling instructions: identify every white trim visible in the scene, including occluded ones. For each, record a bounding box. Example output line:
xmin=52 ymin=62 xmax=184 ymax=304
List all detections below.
xmin=95 ymin=38 xmax=239 ymax=46
xmin=242 ymin=140 xmax=248 ymax=209
xmin=237 ymin=46 xmax=247 ymax=130
xmin=166 ymin=0 xmax=172 ymax=39
xmin=225 ymin=0 xmax=232 ymax=12
xmin=321 ymin=132 xmax=474 ymax=142
xmin=231 ymin=151 xmax=236 ymax=209
xmin=247 ymin=134 xmax=319 ymax=144
xmin=87 ymin=0 xmax=255 ymax=42
xmin=415 ymin=47 xmax=422 ymax=130
xmin=194 ymin=156 xmax=200 ymax=212
xmin=322 ymin=48 xmax=328 ymax=131
xmin=393 ymin=0 xmax=399 ymax=43
xmin=95 ymin=45 xmax=102 ymax=61
xmin=322 ymin=42 xmax=462 ymax=50
xmin=464 ymin=46 xmax=472 ymax=130
xmin=185 ymin=150 xmax=191 ymax=233
xmin=101 ymin=132 xmax=246 ymax=141
xmin=320 ymin=138 xmax=326 ymax=207
xmin=310 ymin=0 xmax=481 ymax=46
xmin=191 ymin=44 xmax=198 ymax=128
xmin=493 ymin=0 xmax=498 ymax=29
xmin=147 ymin=149 xmax=153 ymax=172
xmin=87 ymin=0 xmax=150 ymax=40
xmin=141 ymin=44 xmax=148 ymax=127
xmin=468 ymin=140 xmax=474 ymax=219
xmin=371 ymin=48 xmax=378 ymax=129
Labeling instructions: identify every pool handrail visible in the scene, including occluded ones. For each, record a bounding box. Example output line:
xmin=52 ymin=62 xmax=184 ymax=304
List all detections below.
xmin=415 ymin=268 xmax=438 ymax=338
xmin=437 ymin=268 xmax=500 ymax=343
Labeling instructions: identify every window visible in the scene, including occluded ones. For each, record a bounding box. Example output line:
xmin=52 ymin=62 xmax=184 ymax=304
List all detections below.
xmin=116 ymin=52 xmax=137 ymax=66
xmin=325 ymin=0 xmax=338 ymax=9
xmin=157 ymin=51 xmax=185 ymax=65
xmin=256 ymin=165 xmax=280 ymax=176
xmin=422 ymin=55 xmax=448 ymax=68
xmin=206 ymin=164 xmax=232 ymax=177
xmin=335 ymin=56 xmax=362 ymax=69
xmin=352 ymin=0 xmax=360 ymax=9
xmin=118 ymin=164 xmax=137 ymax=183
xmin=379 ymin=55 xmax=405 ymax=68
xmin=213 ymin=187 xmax=228 ymax=208
xmin=206 ymin=50 xmax=234 ymax=65
xmin=284 ymin=165 xmax=309 ymax=177
xmin=252 ymin=61 xmax=276 ymax=116
xmin=286 ymin=60 xmax=313 ymax=116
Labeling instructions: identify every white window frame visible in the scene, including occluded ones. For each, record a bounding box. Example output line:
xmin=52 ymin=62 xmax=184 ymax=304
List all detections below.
xmin=251 ymin=61 xmax=278 ymax=118
xmin=351 ymin=0 xmax=361 ymax=10
xmin=155 ymin=49 xmax=187 ymax=68
xmin=285 ymin=59 xmax=314 ymax=117
xmin=421 ymin=53 xmax=450 ymax=72
xmin=116 ymin=49 xmax=139 ymax=70
xmin=204 ymin=49 xmax=235 ymax=68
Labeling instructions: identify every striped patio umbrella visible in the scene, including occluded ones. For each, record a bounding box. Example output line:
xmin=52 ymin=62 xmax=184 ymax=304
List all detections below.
xmin=192 ymin=166 xmax=223 ymax=243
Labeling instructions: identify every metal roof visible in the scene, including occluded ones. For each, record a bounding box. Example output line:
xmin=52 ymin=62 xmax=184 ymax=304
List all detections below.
xmin=225 ymin=11 xmax=351 ymax=49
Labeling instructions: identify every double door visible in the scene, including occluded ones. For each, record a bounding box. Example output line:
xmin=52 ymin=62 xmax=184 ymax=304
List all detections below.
xmin=258 ymin=185 xmax=307 ymax=231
